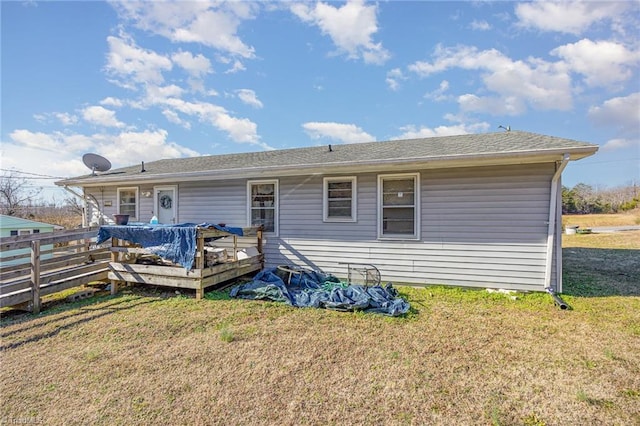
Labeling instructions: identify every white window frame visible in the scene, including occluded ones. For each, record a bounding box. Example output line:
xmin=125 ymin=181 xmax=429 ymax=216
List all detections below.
xmin=247 ymin=179 xmax=279 ymax=235
xmin=323 ymin=176 xmax=357 ymax=222
xmin=117 ymin=187 xmax=139 ymax=220
xmin=377 ymin=173 xmax=420 ymax=240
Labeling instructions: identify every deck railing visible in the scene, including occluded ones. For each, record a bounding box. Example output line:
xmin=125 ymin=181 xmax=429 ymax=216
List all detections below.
xmin=0 ymin=227 xmax=110 ymax=313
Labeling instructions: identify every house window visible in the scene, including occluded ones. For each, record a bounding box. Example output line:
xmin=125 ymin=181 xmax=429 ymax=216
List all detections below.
xmin=33 ymin=229 xmax=40 ymax=234
xmin=378 ymin=173 xmax=420 ymax=239
xmin=323 ymin=177 xmax=356 ymax=222
xmin=117 ymin=187 xmax=139 ymax=220
xmin=10 ymin=230 xmax=18 ymax=236
xmin=248 ymin=180 xmax=278 ymax=234
xmin=18 ymin=230 xmax=31 ymax=236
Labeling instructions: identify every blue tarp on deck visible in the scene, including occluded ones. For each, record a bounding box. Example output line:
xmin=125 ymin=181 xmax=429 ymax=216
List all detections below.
xmin=230 ymin=267 xmax=410 ymax=316
xmin=97 ymin=223 xmax=243 ymax=270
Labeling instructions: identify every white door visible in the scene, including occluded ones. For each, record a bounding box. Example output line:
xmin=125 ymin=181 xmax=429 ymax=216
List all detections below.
xmin=154 ymin=186 xmax=177 ymax=224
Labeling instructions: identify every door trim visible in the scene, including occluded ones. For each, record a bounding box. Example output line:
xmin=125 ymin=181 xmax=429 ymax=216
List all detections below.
xmin=153 ymin=185 xmax=178 ymax=224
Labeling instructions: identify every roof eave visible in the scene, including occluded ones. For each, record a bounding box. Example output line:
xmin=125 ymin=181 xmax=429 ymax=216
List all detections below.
xmin=56 ymin=145 xmax=598 ymax=187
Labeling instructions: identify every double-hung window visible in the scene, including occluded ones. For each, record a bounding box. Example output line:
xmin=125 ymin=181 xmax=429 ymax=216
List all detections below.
xmin=323 ymin=177 xmax=356 ymax=222
xmin=248 ymin=180 xmax=278 ymax=234
xmin=378 ymin=173 xmax=420 ymax=239
xmin=117 ymin=187 xmax=139 ymax=220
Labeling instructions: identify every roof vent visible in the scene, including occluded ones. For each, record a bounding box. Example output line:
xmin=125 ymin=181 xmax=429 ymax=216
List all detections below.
xmin=141 ymin=161 xmax=146 ymax=172
xmin=328 ymin=144 xmax=333 ymax=152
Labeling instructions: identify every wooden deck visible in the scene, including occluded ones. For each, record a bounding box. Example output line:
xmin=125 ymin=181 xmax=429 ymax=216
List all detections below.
xmin=0 ymin=227 xmax=110 ymax=312
xmin=107 ymin=226 xmax=264 ymax=299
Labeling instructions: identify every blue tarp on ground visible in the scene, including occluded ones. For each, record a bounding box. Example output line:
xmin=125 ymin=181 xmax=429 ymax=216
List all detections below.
xmin=230 ymin=267 xmax=410 ymax=316
xmin=97 ymin=223 xmax=243 ymax=270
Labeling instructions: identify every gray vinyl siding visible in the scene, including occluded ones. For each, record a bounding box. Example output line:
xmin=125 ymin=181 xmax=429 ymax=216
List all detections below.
xmin=176 ymin=181 xmax=246 ymax=225
xmin=267 ymin=163 xmax=556 ymax=291
xmin=86 ymin=162 xmax=559 ymax=291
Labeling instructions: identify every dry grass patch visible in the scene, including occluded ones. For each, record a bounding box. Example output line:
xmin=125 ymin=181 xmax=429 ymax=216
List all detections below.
xmin=563 ymin=211 xmax=640 ymax=228
xmin=563 ymin=230 xmax=640 ymax=250
xmin=1 ymin=232 xmax=639 ymax=425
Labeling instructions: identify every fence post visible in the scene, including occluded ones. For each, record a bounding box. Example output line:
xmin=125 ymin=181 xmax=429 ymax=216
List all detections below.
xmin=31 ymin=240 xmax=41 ymax=314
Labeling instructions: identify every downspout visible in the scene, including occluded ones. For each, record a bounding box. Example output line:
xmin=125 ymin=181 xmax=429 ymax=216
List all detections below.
xmin=544 ymin=154 xmax=570 ymax=309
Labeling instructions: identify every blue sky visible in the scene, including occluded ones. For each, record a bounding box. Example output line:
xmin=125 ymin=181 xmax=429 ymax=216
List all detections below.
xmin=2 ymin=1 xmax=639 ymax=199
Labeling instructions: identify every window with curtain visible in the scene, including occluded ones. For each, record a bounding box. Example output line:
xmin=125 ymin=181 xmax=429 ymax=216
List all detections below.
xmin=117 ymin=187 xmax=138 ymax=219
xmin=248 ymin=180 xmax=278 ymax=233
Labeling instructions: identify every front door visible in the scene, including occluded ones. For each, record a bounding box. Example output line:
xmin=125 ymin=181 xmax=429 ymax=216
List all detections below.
xmin=154 ymin=186 xmax=177 ymax=224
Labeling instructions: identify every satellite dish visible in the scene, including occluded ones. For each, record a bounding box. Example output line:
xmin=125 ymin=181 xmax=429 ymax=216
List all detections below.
xmin=83 ymin=153 xmax=112 ymax=176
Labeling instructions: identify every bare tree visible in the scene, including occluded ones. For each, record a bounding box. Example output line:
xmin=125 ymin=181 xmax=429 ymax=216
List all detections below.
xmin=0 ymin=172 xmax=42 ymax=216
xmin=64 ymin=195 xmax=84 ymax=216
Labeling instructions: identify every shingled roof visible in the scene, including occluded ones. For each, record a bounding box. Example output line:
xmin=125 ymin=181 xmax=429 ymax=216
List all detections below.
xmin=56 ymin=131 xmax=598 ymax=186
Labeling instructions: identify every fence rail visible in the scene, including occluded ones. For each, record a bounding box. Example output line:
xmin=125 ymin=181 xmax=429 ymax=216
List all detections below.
xmin=1 ymin=227 xmax=109 ymax=313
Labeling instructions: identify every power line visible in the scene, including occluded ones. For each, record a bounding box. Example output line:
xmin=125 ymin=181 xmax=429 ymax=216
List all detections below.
xmin=0 ymin=168 xmax=64 ymax=179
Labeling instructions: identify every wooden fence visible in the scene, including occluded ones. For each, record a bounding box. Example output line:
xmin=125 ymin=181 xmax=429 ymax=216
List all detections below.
xmin=0 ymin=227 xmax=110 ymax=313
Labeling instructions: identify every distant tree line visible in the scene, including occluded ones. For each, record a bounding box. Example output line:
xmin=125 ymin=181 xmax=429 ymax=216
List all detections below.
xmin=1 ymin=172 xmax=83 ymax=228
xmin=562 ymin=182 xmax=639 ymax=214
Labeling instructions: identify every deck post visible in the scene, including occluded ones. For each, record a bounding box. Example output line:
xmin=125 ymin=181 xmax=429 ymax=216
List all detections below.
xmin=196 ymin=233 xmax=205 ymax=270
xmin=110 ymin=238 xmax=119 ymax=295
xmin=256 ymin=228 xmax=263 ymax=254
xmin=30 ymin=240 xmax=41 ymax=314
xmin=233 ymin=235 xmax=238 ymax=261
xmin=256 ymin=228 xmax=264 ymax=269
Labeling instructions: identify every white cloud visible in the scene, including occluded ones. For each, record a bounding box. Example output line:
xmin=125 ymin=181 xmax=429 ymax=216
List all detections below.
xmin=291 ymin=0 xmax=390 ymax=65
xmin=32 ymin=112 xmax=78 ymax=126
xmin=515 ymin=1 xmax=630 ymax=35
xmin=470 ymin=19 xmax=491 ymax=31
xmin=142 ymin=84 xmax=185 ymax=105
xmin=99 ymin=129 xmax=199 ymax=165
xmin=106 ymin=34 xmax=172 ymax=87
xmin=601 ymin=138 xmax=639 ymax=153
xmin=1 ymin=142 xmax=90 ymax=179
xmin=393 ymin=121 xmax=490 ymax=140
xmin=82 ymin=106 xmax=126 ymax=128
xmin=172 ymin=50 xmax=213 ymax=77
xmin=9 ymin=129 xmax=60 ymax=151
xmin=54 ymin=112 xmax=78 ymax=126
xmin=111 ymin=1 xmax=257 ymax=58
xmin=386 ymin=68 xmax=405 ymax=91
xmin=162 ymin=109 xmax=191 ymax=130
xmin=409 ymin=44 xmax=573 ymax=114
xmin=302 ymin=122 xmax=375 ymax=144
xmin=424 ymin=80 xmax=450 ymax=102
xmin=236 ymin=89 xmax=263 ymax=109
xmin=100 ymin=97 xmax=124 ymax=107
xmin=224 ymin=59 xmax=246 ymax=74
xmin=6 ymin=128 xmax=200 ymax=178
xmin=159 ymin=97 xmax=266 ymax=146
xmin=9 ymin=130 xmax=93 ymax=154
xmin=551 ymin=39 xmax=639 ymax=88
xmin=458 ymin=94 xmax=526 ymax=116
xmin=588 ymin=92 xmax=640 ymax=134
